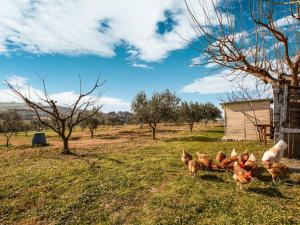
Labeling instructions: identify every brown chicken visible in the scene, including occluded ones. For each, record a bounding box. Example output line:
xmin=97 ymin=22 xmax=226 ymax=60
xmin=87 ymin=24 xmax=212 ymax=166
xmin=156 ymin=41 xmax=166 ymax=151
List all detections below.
xmin=264 ymin=162 xmax=290 ymax=183
xmin=216 ymin=151 xmax=226 ymax=165
xmin=240 ymin=151 xmax=250 ymax=165
xmin=188 ymin=160 xmax=201 ymax=176
xmin=243 ymin=153 xmax=257 ymax=176
xmin=196 ymin=152 xmax=214 ymax=170
xmin=233 ymin=161 xmax=252 ymax=190
xmin=219 ymin=157 xmax=239 ymax=170
xmin=181 ymin=150 xmax=192 ymax=169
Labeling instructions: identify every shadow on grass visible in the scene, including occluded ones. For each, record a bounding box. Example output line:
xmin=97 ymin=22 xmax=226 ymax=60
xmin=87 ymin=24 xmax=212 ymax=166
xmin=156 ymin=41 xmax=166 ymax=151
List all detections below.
xmin=205 ymin=129 xmax=224 ymax=134
xmin=247 ymin=187 xmax=288 ymax=198
xmin=67 ymin=152 xmax=124 ymax=164
xmin=94 ymin=134 xmax=120 ymax=140
xmin=200 ymin=174 xmax=224 ymax=182
xmin=157 ymin=129 xmax=178 ymax=134
xmin=254 ymin=167 xmax=273 ymax=182
xmin=165 ymin=136 xmax=220 ymax=143
xmin=69 ymin=136 xmax=82 ymax=141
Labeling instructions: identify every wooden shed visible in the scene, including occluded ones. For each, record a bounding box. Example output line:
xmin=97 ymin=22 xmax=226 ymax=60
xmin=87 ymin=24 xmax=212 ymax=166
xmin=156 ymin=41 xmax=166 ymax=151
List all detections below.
xmin=222 ymin=99 xmax=273 ymax=141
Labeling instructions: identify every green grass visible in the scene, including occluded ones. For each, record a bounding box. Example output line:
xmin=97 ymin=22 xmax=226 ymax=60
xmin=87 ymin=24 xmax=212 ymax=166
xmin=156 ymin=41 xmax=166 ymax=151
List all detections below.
xmin=0 ymin=125 xmax=299 ymax=225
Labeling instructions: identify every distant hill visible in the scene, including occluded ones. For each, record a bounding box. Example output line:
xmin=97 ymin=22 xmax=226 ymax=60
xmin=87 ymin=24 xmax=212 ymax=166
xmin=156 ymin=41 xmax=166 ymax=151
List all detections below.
xmin=0 ymin=102 xmax=31 ymax=112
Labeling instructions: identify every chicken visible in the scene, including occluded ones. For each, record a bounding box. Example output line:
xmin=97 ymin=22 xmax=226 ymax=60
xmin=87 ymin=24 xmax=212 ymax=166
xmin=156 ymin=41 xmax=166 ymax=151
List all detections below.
xmin=243 ymin=153 xmax=257 ymax=176
xmin=262 ymin=139 xmax=288 ymax=164
xmin=240 ymin=151 xmax=250 ymax=165
xmin=196 ymin=152 xmax=214 ymax=170
xmin=231 ymin=148 xmax=238 ymax=158
xmin=181 ymin=150 xmax=192 ymax=169
xmin=188 ymin=160 xmax=201 ymax=176
xmin=264 ymin=162 xmax=290 ymax=183
xmin=216 ymin=151 xmax=226 ymax=165
xmin=219 ymin=157 xmax=239 ymax=170
xmin=233 ymin=161 xmax=252 ymax=190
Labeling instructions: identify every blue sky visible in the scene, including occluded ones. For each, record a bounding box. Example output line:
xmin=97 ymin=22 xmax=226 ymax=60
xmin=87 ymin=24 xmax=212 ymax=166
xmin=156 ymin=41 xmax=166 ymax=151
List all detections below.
xmin=0 ymin=0 xmax=295 ymax=112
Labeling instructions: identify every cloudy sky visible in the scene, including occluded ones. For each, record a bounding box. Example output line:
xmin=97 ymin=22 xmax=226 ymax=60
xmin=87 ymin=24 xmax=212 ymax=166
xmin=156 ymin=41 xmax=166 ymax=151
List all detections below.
xmin=0 ymin=0 xmax=294 ymax=112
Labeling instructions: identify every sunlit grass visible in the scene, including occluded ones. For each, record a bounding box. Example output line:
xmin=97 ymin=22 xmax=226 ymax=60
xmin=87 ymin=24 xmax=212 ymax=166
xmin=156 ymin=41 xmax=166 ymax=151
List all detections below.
xmin=0 ymin=124 xmax=299 ymax=225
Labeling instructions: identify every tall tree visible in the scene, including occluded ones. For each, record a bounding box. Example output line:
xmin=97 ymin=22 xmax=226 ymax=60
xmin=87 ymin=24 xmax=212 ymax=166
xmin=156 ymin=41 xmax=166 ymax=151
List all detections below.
xmin=5 ymin=77 xmax=104 ymax=154
xmin=185 ymin=0 xmax=300 ymax=87
xmin=0 ymin=111 xmax=21 ymax=147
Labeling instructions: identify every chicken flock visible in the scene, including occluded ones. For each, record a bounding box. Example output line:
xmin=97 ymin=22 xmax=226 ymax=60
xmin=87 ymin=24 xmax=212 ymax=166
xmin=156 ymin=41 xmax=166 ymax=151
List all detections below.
xmin=181 ymin=140 xmax=290 ymax=190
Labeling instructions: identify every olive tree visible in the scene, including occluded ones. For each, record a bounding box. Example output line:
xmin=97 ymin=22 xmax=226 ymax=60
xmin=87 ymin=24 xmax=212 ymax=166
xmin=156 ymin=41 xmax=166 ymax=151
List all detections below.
xmin=180 ymin=101 xmax=203 ymax=132
xmin=80 ymin=110 xmax=102 ymax=138
xmin=160 ymin=89 xmax=181 ymax=125
xmin=132 ymin=90 xmax=179 ymax=139
xmin=0 ymin=111 xmax=21 ymax=147
xmin=203 ymin=102 xmax=222 ymax=126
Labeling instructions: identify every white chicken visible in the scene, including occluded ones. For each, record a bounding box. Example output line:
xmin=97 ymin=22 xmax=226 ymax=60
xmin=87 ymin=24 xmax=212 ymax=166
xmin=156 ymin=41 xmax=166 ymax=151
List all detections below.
xmin=231 ymin=148 xmax=238 ymax=158
xmin=248 ymin=153 xmax=256 ymax=162
xmin=262 ymin=140 xmax=288 ymax=164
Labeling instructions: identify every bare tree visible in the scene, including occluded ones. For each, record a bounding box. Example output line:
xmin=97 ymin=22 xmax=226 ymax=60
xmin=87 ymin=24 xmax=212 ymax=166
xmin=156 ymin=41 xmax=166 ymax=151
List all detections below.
xmin=185 ymin=0 xmax=300 ymax=87
xmin=221 ymin=78 xmax=273 ymax=140
xmin=4 ymin=77 xmax=104 ymax=154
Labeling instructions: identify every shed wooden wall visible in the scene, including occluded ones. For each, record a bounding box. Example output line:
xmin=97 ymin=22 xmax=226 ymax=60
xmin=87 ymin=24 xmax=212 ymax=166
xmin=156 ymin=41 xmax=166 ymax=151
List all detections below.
xmin=224 ymin=101 xmax=271 ymax=140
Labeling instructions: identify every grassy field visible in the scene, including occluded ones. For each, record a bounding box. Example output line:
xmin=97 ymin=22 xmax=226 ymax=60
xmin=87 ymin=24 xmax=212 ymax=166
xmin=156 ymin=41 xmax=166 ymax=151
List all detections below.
xmin=0 ymin=124 xmax=299 ymax=225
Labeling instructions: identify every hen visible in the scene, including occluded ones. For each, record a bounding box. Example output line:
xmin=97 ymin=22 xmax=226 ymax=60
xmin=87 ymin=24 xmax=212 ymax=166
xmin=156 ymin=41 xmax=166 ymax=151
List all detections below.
xmin=188 ymin=160 xmax=201 ymax=176
xmin=216 ymin=151 xmax=226 ymax=165
xmin=262 ymin=140 xmax=288 ymax=164
xmin=264 ymin=162 xmax=290 ymax=183
xmin=243 ymin=153 xmax=257 ymax=176
xmin=196 ymin=152 xmax=214 ymax=170
xmin=181 ymin=150 xmax=192 ymax=169
xmin=233 ymin=161 xmax=252 ymax=190
xmin=231 ymin=148 xmax=238 ymax=158
xmin=240 ymin=151 xmax=250 ymax=165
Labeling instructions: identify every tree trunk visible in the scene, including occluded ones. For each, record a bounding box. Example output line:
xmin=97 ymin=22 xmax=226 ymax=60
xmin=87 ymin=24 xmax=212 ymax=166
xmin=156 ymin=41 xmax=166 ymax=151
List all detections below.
xmin=6 ymin=136 xmax=9 ymax=147
xmin=189 ymin=122 xmax=193 ymax=132
xmin=62 ymin=138 xmax=71 ymax=154
xmin=90 ymin=129 xmax=94 ymax=139
xmin=152 ymin=127 xmax=156 ymax=140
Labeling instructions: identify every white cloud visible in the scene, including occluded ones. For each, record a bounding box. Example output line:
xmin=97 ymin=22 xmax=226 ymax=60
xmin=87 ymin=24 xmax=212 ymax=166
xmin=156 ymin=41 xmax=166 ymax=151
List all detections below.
xmin=0 ymin=75 xmax=130 ymax=112
xmin=181 ymin=69 xmax=271 ymax=95
xmin=132 ymin=63 xmax=153 ymax=69
xmin=0 ymin=0 xmax=221 ymax=62
xmin=274 ymin=16 xmax=299 ymax=28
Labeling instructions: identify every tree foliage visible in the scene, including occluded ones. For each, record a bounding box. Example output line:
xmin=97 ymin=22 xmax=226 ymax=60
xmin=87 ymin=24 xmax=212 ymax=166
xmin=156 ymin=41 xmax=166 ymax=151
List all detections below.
xmin=132 ymin=90 xmax=180 ymax=139
xmin=0 ymin=111 xmax=21 ymax=147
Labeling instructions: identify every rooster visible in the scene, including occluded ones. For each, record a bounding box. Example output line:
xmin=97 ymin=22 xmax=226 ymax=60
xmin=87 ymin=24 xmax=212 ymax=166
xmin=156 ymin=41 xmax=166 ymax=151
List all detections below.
xmin=243 ymin=153 xmax=257 ymax=176
xmin=196 ymin=152 xmax=214 ymax=170
xmin=181 ymin=150 xmax=192 ymax=169
xmin=262 ymin=140 xmax=288 ymax=164
xmin=264 ymin=161 xmax=290 ymax=183
xmin=233 ymin=161 xmax=252 ymax=190
xmin=188 ymin=160 xmax=201 ymax=176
